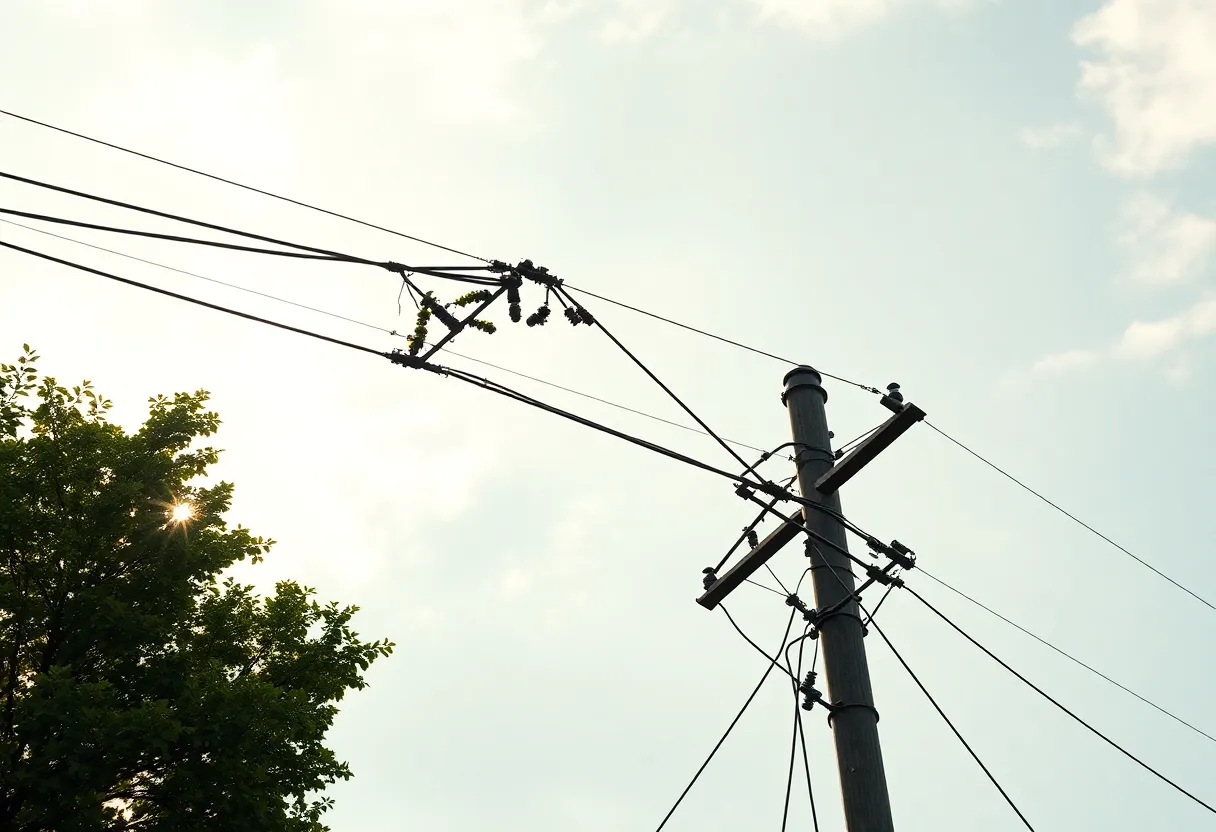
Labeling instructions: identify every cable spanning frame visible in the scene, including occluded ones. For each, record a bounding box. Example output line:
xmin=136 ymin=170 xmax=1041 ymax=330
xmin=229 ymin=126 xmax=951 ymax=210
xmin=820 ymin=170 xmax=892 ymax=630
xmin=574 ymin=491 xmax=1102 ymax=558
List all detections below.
xmin=782 ymin=623 xmax=821 ymax=832
xmin=653 ymin=608 xmax=799 ymax=831
xmin=925 ymin=420 xmax=1216 ymax=614
xmin=0 ymin=107 xmax=488 ymax=262
xmin=1 ymin=111 xmax=890 ymax=395
xmin=16 ymin=103 xmax=1212 ymax=829
xmin=915 ymin=566 xmax=1216 ymax=747
xmin=562 ymin=284 xmax=882 ymax=394
xmin=0 ymin=216 xmax=779 ymax=457
xmin=0 ymin=240 xmax=803 ymax=501
xmin=800 ymin=555 xmax=1035 ymax=829
xmin=866 ymin=614 xmax=1035 ymax=830
xmin=1 ymin=240 xmax=384 ymax=357
xmin=0 ymin=206 xmax=376 ymax=264
xmin=553 ymin=284 xmax=752 ymax=471
xmin=905 ymin=585 xmax=1216 ymax=817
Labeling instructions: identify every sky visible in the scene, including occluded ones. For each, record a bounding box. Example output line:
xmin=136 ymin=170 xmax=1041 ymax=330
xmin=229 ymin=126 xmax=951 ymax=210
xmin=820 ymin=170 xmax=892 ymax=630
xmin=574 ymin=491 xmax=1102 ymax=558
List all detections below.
xmin=3 ymin=0 xmax=1216 ymax=829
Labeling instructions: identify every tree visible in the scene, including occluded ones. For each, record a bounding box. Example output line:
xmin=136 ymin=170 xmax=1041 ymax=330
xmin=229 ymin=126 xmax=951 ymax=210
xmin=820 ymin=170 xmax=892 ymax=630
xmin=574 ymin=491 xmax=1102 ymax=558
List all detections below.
xmin=0 ymin=346 xmax=393 ymax=832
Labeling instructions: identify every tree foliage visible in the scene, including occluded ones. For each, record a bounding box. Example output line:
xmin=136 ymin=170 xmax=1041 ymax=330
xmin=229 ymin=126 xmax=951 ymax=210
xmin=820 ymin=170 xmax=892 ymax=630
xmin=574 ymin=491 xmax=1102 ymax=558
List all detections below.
xmin=0 ymin=346 xmax=393 ymax=831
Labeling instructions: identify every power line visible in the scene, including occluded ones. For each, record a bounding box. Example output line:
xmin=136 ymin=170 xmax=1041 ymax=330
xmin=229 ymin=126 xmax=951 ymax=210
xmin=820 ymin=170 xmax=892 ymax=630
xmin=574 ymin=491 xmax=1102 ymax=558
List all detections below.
xmin=835 ymin=421 xmax=885 ymax=457
xmin=0 ymin=206 xmax=374 ymax=264
xmin=916 ymin=566 xmax=1216 ymax=747
xmin=449 ymin=355 xmax=773 ymax=455
xmin=2 ymin=239 xmax=805 ymax=504
xmin=654 ymin=609 xmax=798 ymax=831
xmin=0 ymin=171 xmax=497 ymax=284
xmin=808 ymin=556 xmax=1033 ymax=828
xmin=4 ymin=232 xmax=886 ymax=582
xmin=783 ymin=627 xmax=821 ymax=832
xmin=866 ymin=614 xmax=1035 ymax=830
xmin=555 ymin=284 xmax=752 ymax=471
xmin=905 ymin=585 xmax=1216 ymax=817
xmin=2 ymin=170 xmax=376 ymax=264
xmin=0 ymin=217 xmax=388 ymax=331
xmin=0 ymin=217 xmax=775 ymax=457
xmin=0 ymin=107 xmax=488 ymax=262
xmin=925 ymin=421 xmax=1216 ymax=614
xmin=562 ymin=283 xmax=882 ymax=395
xmin=718 ymin=605 xmax=797 ymax=683
xmin=0 ymin=113 xmax=890 ymax=399
xmin=1 ymin=240 xmax=383 ymax=358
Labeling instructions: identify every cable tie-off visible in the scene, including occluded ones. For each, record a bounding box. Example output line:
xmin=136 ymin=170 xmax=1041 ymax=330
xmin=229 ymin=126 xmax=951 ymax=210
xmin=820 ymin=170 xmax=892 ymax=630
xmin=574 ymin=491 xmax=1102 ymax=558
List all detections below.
xmin=865 ymin=564 xmax=905 ymax=588
xmin=826 ymin=702 xmax=881 ymax=726
xmin=388 ymin=350 xmax=426 ymax=370
xmin=866 ymin=536 xmax=916 ymax=571
xmin=785 ymin=593 xmax=816 ymax=622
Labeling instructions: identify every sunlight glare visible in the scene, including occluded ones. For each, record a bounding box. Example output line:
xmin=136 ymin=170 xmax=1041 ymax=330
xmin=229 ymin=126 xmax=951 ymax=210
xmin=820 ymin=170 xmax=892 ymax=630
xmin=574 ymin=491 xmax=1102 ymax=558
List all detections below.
xmin=170 ymin=503 xmax=194 ymax=523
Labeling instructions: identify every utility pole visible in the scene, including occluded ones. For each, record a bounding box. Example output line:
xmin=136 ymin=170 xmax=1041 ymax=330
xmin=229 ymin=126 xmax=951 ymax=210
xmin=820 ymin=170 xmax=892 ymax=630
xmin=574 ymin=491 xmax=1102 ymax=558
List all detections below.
xmin=784 ymin=366 xmax=895 ymax=832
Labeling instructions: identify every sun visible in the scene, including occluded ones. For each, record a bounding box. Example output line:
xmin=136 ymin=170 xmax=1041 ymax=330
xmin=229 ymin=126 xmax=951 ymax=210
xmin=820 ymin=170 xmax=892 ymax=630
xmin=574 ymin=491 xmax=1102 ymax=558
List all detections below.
xmin=169 ymin=503 xmax=194 ymax=523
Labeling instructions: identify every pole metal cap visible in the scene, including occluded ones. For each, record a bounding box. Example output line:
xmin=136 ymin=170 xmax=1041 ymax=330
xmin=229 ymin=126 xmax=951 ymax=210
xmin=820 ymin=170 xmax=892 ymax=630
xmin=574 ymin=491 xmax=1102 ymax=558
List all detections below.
xmin=782 ymin=365 xmax=827 ymax=405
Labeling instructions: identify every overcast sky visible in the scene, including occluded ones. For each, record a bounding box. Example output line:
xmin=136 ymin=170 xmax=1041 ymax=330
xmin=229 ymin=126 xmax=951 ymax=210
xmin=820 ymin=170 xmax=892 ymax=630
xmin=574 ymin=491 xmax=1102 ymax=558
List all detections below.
xmin=4 ymin=0 xmax=1216 ymax=829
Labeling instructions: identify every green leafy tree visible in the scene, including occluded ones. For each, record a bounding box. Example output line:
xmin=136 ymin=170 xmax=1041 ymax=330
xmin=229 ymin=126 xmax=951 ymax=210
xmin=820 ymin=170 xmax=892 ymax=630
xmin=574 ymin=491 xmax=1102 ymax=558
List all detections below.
xmin=0 ymin=346 xmax=393 ymax=832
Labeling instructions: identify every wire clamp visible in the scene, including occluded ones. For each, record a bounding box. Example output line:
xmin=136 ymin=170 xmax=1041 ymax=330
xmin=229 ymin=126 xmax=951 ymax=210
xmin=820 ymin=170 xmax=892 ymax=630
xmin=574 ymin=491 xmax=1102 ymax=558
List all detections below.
xmin=865 ymin=564 xmax=905 ymax=588
xmin=785 ymin=593 xmax=816 ymax=623
xmin=388 ymin=349 xmax=426 ymax=370
xmin=866 ymin=536 xmax=916 ymax=571
xmin=515 ymin=259 xmax=563 ymax=289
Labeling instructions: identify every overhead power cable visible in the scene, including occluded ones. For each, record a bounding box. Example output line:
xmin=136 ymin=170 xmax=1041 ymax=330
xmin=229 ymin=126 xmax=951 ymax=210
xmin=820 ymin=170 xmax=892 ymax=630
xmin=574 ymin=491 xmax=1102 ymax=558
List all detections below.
xmin=554 ymin=284 xmax=752 ymax=471
xmin=1 ymin=240 xmax=811 ymax=505
xmin=915 ymin=566 xmax=1216 ymax=746
xmin=0 ymin=171 xmax=497 ymax=284
xmin=0 ymin=216 xmax=773 ymax=456
xmin=0 ymin=107 xmax=488 ymax=262
xmin=1 ymin=111 xmax=890 ymax=398
xmin=720 ymin=605 xmax=797 ymax=683
xmin=4 ymin=234 xmax=893 ymax=570
xmin=0 ymin=111 xmax=889 ymax=394
xmin=0 ymin=217 xmax=389 ymax=331
xmin=804 ymin=556 xmax=1034 ymax=828
xmin=925 ymin=421 xmax=1216 ymax=614
xmin=906 ymin=585 xmax=1216 ymax=817
xmin=866 ymin=614 xmax=1035 ymax=830
xmin=562 ymin=284 xmax=882 ymax=394
xmin=0 ymin=206 xmax=375 ymax=263
xmin=654 ymin=609 xmax=799 ymax=831
xmin=1 ymin=240 xmax=383 ymax=357
xmin=783 ymin=626 xmax=821 ymax=832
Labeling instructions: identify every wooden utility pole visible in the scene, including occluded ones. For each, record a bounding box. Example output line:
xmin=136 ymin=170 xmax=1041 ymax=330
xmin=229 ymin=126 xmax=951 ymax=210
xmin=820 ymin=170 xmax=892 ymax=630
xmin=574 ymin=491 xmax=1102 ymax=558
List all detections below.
xmin=784 ymin=366 xmax=895 ymax=832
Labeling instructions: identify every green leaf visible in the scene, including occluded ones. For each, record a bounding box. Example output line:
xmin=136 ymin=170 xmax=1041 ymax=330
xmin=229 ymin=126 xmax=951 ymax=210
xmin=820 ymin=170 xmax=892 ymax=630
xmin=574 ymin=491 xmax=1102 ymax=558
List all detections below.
xmin=0 ymin=350 xmax=389 ymax=829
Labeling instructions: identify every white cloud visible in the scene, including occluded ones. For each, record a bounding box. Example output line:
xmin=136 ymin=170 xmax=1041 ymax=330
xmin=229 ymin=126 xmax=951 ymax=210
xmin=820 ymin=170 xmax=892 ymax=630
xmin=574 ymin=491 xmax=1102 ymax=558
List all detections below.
xmin=1118 ymin=296 xmax=1216 ymax=358
xmin=749 ymin=0 xmax=976 ymax=38
xmin=1030 ymin=294 xmax=1216 ymax=378
xmin=1031 ymin=348 xmax=1099 ymax=375
xmin=1020 ymin=123 xmax=1082 ymax=150
xmin=1072 ymin=0 xmax=1216 ymax=174
xmin=1116 ymin=316 xmax=1186 ymax=359
xmin=1119 ymin=193 xmax=1216 ymax=284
